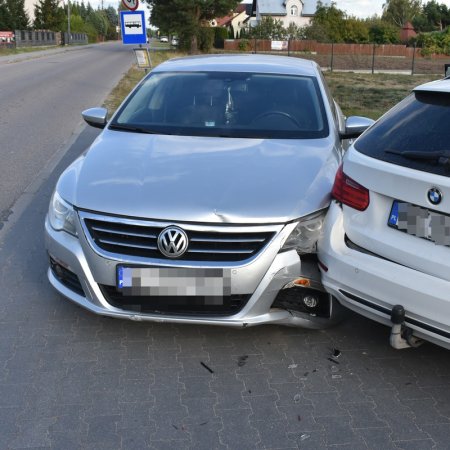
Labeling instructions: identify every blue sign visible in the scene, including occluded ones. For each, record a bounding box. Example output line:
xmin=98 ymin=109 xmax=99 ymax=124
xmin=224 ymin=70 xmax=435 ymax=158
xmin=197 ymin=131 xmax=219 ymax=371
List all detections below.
xmin=120 ymin=11 xmax=146 ymax=45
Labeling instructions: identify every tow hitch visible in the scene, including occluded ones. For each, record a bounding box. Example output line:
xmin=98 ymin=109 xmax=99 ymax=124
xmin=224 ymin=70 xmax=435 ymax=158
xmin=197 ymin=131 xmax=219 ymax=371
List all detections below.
xmin=390 ymin=305 xmax=423 ymax=349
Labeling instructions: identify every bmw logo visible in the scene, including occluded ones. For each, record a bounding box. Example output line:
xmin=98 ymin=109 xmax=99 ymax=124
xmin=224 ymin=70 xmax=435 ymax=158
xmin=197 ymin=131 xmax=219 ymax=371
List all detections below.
xmin=427 ymin=187 xmax=443 ymax=205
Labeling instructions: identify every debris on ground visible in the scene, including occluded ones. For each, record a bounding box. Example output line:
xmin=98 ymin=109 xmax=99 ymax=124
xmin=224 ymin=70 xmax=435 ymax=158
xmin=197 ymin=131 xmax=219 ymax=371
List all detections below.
xmin=328 ymin=348 xmax=342 ymax=364
xmin=200 ymin=361 xmax=214 ymax=374
xmin=237 ymin=355 xmax=248 ymax=367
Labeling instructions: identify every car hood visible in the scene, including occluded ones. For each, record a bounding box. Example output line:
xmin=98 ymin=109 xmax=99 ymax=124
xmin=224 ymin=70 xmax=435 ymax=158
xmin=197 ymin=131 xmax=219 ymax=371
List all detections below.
xmin=58 ymin=130 xmax=339 ymax=224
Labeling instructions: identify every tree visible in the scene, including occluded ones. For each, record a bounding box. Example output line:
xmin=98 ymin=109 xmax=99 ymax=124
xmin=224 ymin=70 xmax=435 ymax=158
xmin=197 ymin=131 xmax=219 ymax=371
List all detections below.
xmin=34 ymin=0 xmax=65 ymax=30
xmin=341 ymin=18 xmax=369 ymax=43
xmin=104 ymin=5 xmax=118 ymax=27
xmin=414 ymin=0 xmax=450 ymax=31
xmin=285 ymin=22 xmax=302 ymax=40
xmin=382 ymin=0 xmax=422 ymax=27
xmin=148 ymin=0 xmax=240 ymax=53
xmin=86 ymin=9 xmax=109 ymax=39
xmin=301 ymin=22 xmax=330 ymax=41
xmin=0 ymin=0 xmax=29 ymax=30
xmin=366 ymin=18 xmax=400 ymax=43
xmin=249 ymin=16 xmax=286 ymax=40
xmin=312 ymin=2 xmax=347 ymax=42
xmin=5 ymin=0 xmax=29 ymax=29
xmin=0 ymin=0 xmax=10 ymax=30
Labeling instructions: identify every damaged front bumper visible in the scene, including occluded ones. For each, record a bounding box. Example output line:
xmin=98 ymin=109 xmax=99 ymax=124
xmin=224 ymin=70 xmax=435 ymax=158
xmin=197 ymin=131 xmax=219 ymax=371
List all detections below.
xmin=45 ymin=213 xmax=344 ymax=329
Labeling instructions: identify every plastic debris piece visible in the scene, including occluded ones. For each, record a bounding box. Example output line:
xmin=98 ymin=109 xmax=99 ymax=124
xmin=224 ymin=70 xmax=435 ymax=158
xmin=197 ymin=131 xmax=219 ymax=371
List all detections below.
xmin=332 ymin=374 xmax=342 ymax=379
xmin=200 ymin=361 xmax=214 ymax=374
xmin=172 ymin=424 xmax=178 ymax=430
xmin=333 ymin=348 xmax=342 ymax=358
xmin=288 ymin=364 xmax=298 ymax=369
xmin=303 ymin=372 xmax=309 ymax=377
xmin=297 ymin=415 xmax=302 ymax=421
xmin=199 ymin=422 xmax=208 ymax=426
xmin=300 ymin=434 xmax=310 ymax=441
xmin=294 ymin=394 xmax=301 ymax=403
xmin=328 ymin=357 xmax=340 ymax=364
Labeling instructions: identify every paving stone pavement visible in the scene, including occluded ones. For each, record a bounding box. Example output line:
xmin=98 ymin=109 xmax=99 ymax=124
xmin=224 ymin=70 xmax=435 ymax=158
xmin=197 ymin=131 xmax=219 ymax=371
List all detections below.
xmin=1 ymin=132 xmax=449 ymax=449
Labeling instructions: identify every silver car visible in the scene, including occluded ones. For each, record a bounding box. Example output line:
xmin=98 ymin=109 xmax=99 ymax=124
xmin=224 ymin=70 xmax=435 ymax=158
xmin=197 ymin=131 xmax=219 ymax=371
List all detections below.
xmin=45 ymin=54 xmax=372 ymax=328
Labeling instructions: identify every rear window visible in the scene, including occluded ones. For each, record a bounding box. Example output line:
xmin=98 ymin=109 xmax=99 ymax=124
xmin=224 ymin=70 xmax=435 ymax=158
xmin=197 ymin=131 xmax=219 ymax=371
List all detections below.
xmin=111 ymin=71 xmax=329 ymax=139
xmin=355 ymin=91 xmax=450 ymax=176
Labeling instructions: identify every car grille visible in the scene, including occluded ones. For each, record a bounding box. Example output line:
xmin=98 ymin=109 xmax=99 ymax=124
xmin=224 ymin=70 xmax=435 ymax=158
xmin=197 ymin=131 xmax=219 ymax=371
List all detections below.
xmin=83 ymin=217 xmax=276 ymax=262
xmin=99 ymin=285 xmax=250 ymax=316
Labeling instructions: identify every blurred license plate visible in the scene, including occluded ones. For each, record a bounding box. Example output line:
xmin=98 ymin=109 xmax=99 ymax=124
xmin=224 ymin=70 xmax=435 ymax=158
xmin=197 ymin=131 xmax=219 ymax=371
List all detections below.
xmin=117 ymin=266 xmax=231 ymax=297
xmin=388 ymin=200 xmax=450 ymax=246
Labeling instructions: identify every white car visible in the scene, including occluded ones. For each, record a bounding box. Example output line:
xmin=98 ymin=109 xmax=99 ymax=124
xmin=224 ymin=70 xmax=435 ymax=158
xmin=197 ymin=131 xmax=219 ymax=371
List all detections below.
xmin=318 ymin=78 xmax=450 ymax=350
xmin=160 ymin=36 xmax=168 ymax=43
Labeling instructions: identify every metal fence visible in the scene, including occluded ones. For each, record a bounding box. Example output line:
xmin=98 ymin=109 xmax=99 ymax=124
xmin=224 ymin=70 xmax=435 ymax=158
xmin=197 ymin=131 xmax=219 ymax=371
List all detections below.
xmin=15 ymin=30 xmax=58 ymax=47
xmin=9 ymin=30 xmax=88 ymax=48
xmin=224 ymin=39 xmax=449 ymax=75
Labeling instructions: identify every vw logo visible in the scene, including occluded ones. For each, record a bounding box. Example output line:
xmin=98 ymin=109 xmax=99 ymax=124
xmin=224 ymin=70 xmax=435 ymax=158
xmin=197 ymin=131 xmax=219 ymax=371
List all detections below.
xmin=157 ymin=226 xmax=189 ymax=258
xmin=427 ymin=187 xmax=443 ymax=205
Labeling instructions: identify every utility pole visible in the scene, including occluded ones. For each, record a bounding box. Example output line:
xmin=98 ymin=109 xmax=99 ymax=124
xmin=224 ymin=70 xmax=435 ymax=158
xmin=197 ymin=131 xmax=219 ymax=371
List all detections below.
xmin=67 ymin=0 xmax=71 ymax=45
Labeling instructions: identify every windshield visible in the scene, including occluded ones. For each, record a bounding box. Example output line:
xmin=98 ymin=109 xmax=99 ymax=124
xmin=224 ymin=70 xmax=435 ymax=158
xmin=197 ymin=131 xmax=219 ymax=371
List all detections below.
xmin=111 ymin=71 xmax=329 ymax=139
xmin=355 ymin=91 xmax=450 ymax=176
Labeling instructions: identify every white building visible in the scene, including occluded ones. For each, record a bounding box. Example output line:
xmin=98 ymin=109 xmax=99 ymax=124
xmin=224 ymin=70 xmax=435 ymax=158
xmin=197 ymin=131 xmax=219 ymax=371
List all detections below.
xmin=24 ymin=0 xmax=36 ymax=22
xmin=251 ymin=0 xmax=331 ymax=28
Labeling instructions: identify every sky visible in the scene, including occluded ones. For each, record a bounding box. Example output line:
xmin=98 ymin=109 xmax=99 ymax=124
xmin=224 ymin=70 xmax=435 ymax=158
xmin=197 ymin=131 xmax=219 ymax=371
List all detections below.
xmin=337 ymin=0 xmax=450 ymax=18
xmin=90 ymin=0 xmax=450 ymax=20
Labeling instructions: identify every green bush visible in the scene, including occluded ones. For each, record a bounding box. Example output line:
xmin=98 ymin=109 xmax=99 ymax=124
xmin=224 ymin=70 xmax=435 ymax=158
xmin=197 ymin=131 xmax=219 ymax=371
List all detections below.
xmin=417 ymin=28 xmax=450 ymax=56
xmin=238 ymin=39 xmax=250 ymax=51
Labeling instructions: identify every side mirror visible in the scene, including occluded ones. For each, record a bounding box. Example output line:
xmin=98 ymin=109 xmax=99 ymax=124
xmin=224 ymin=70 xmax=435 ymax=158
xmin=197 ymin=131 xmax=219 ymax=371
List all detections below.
xmin=82 ymin=107 xmax=108 ymax=129
xmin=341 ymin=116 xmax=375 ymax=140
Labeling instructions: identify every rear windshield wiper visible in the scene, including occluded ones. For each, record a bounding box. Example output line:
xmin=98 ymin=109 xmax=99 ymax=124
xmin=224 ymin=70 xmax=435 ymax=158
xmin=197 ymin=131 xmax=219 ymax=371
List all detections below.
xmin=386 ymin=149 xmax=450 ymax=166
xmin=108 ymin=123 xmax=159 ymax=134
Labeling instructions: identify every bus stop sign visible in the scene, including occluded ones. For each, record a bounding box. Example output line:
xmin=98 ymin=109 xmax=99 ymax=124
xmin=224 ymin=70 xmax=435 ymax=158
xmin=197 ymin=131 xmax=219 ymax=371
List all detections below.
xmin=120 ymin=11 xmax=146 ymax=45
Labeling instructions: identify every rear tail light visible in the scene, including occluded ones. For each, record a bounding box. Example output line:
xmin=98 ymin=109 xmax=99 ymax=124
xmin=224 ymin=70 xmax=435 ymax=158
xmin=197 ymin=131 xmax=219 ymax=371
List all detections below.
xmin=332 ymin=164 xmax=369 ymax=211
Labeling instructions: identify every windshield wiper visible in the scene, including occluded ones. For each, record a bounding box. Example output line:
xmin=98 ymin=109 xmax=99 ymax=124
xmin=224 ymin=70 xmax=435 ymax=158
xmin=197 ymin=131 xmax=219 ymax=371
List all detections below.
xmin=108 ymin=123 xmax=159 ymax=134
xmin=386 ymin=149 xmax=450 ymax=166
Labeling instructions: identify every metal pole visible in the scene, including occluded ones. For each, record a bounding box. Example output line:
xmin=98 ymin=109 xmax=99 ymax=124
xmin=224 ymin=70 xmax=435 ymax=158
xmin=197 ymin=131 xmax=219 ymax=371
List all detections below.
xmin=411 ymin=43 xmax=416 ymax=75
xmin=372 ymin=43 xmax=376 ymax=74
xmin=67 ymin=0 xmax=71 ymax=45
xmin=330 ymin=42 xmax=334 ymax=72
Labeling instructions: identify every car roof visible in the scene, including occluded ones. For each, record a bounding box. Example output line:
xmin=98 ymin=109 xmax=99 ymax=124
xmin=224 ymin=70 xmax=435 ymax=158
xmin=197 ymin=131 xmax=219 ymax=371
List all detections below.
xmin=413 ymin=78 xmax=450 ymax=93
xmin=152 ymin=54 xmax=319 ymax=77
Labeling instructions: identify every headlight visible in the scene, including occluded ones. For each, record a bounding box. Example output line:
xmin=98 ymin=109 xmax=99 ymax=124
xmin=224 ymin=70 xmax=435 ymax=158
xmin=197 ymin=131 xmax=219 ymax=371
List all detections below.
xmin=281 ymin=210 xmax=326 ymax=254
xmin=48 ymin=191 xmax=77 ymax=236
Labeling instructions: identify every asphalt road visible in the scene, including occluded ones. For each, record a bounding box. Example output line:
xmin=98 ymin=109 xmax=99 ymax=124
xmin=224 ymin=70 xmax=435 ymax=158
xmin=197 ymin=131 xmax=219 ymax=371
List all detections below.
xmin=0 ymin=45 xmax=449 ymax=449
xmin=0 ymin=42 xmax=134 ymax=227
